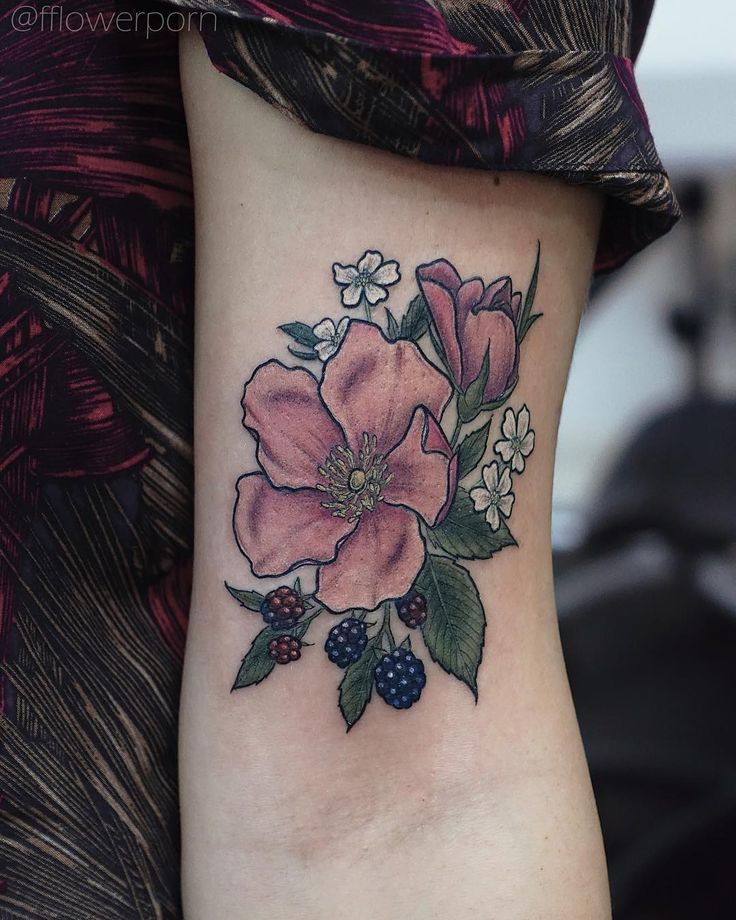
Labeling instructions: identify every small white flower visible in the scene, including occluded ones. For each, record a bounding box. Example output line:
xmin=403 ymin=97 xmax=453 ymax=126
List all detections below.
xmin=332 ymin=250 xmax=400 ymax=307
xmin=312 ymin=316 xmax=349 ymax=361
xmin=470 ymin=462 xmax=515 ymax=531
xmin=494 ymin=405 xmax=535 ymax=473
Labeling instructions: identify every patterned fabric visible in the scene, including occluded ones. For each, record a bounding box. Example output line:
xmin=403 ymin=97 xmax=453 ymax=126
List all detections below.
xmin=0 ymin=1 xmax=674 ymax=918
xmin=178 ymin=0 xmax=679 ymax=272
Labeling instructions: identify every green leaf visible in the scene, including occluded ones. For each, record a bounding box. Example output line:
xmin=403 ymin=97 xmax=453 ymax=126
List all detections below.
xmin=428 ymin=488 xmax=514 ymax=559
xmin=518 ymin=242 xmax=542 ymax=341
xmin=398 ymin=634 xmax=412 ymax=651
xmin=400 ymin=294 xmax=430 ymax=342
xmin=225 ymin=582 xmax=264 ymax=612
xmin=416 ymin=555 xmax=486 ymax=698
xmin=458 ymin=350 xmax=490 ymax=423
xmin=279 ymin=321 xmax=319 ymax=348
xmin=385 ymin=308 xmax=401 ymax=341
xmin=456 ymin=420 xmax=491 ymax=479
xmin=288 ymin=345 xmax=319 ymax=361
xmin=338 ymin=635 xmax=382 ymax=730
xmin=232 ymin=626 xmax=277 ymax=689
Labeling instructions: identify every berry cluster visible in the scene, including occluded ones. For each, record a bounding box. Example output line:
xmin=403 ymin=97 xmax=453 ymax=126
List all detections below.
xmin=260 ymin=585 xmax=305 ymax=629
xmin=395 ymin=590 xmax=427 ymax=628
xmin=324 ymin=617 xmax=368 ymax=668
xmin=268 ymin=635 xmax=302 ymax=664
xmin=374 ymin=648 xmax=426 ymax=709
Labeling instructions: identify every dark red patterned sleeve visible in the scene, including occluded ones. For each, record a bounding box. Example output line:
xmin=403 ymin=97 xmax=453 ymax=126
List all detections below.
xmin=166 ymin=0 xmax=679 ymax=273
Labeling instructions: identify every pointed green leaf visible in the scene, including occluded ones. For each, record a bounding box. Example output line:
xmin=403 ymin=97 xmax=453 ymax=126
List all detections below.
xmin=279 ymin=321 xmax=320 ymax=348
xmin=456 ymin=420 xmax=491 ymax=479
xmin=225 ymin=582 xmax=265 ymax=612
xmin=385 ymin=308 xmax=401 ymax=341
xmin=232 ymin=626 xmax=277 ymax=689
xmin=428 ymin=488 xmax=515 ymax=559
xmin=338 ymin=634 xmax=382 ymax=730
xmin=400 ymin=294 xmax=430 ymax=342
xmin=518 ymin=242 xmax=541 ymax=340
xmin=416 ymin=555 xmax=486 ymax=698
xmin=287 ymin=345 xmax=319 ymax=361
xmin=458 ymin=350 xmax=490 ymax=422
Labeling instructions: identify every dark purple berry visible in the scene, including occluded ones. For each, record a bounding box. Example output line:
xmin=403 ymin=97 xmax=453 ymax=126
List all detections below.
xmin=268 ymin=635 xmax=302 ymax=664
xmin=324 ymin=618 xmax=368 ymax=668
xmin=374 ymin=648 xmax=426 ymax=709
xmin=395 ymin=590 xmax=427 ymax=628
xmin=260 ymin=585 xmax=305 ymax=629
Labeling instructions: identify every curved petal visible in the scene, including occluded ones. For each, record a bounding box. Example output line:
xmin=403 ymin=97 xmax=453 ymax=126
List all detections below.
xmin=477 ymin=276 xmax=513 ymax=315
xmin=242 ymin=361 xmax=344 ymax=489
xmin=482 ymin=462 xmax=500 ymax=491
xmin=519 ymin=430 xmax=535 ymax=456
xmin=517 ymin=405 xmax=531 ymax=439
xmin=498 ymin=467 xmax=513 ymax=495
xmin=316 ymin=503 xmax=425 ymax=612
xmin=233 ymin=474 xmax=355 ymax=577
xmin=333 ymin=263 xmax=358 ymax=284
xmin=470 ymin=486 xmax=492 ymax=512
xmin=495 ymin=439 xmax=515 ymax=463
xmin=455 ymin=278 xmax=484 ymax=332
xmin=502 ymin=408 xmax=517 ymax=440
xmin=498 ymin=493 xmax=515 ymax=518
xmin=510 ymin=292 xmax=522 ymax=321
xmin=320 ymin=321 xmax=452 ymax=456
xmin=383 ymin=408 xmax=454 ymax=526
xmin=486 ymin=505 xmax=501 ymax=531
xmin=416 ymin=260 xmax=463 ymax=383
xmin=371 ymin=261 xmax=400 ymax=285
xmin=341 ymin=280 xmax=363 ymax=306
xmin=363 ymin=282 xmax=388 ymax=305
xmin=312 ymin=318 xmax=336 ymax=340
xmin=461 ymin=309 xmax=519 ymax=400
xmin=358 ymin=250 xmax=384 ymax=274
xmin=511 ymin=452 xmax=525 ymax=473
xmin=315 ymin=341 xmax=336 ymax=361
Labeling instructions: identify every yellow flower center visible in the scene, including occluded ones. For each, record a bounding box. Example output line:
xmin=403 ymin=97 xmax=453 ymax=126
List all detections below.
xmin=316 ymin=433 xmax=393 ymax=524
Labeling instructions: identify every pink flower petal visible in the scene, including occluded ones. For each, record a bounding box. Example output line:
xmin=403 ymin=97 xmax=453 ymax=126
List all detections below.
xmin=316 ymin=503 xmax=425 ymax=612
xmin=416 ymin=260 xmax=463 ymax=383
xmin=510 ymin=291 xmax=522 ymax=321
xmin=455 ymin=277 xmax=484 ymax=326
xmin=320 ymin=321 xmax=452 ymax=456
xmin=461 ymin=308 xmax=519 ymax=400
xmin=233 ymin=473 xmax=355 ymax=577
xmin=242 ymin=361 xmax=344 ymax=489
xmin=383 ymin=408 xmax=455 ymax=526
xmin=476 ymin=276 xmax=513 ymax=314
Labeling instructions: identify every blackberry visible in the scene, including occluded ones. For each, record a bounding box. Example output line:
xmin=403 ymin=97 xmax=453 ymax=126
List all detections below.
xmin=260 ymin=585 xmax=305 ymax=629
xmin=395 ymin=590 xmax=428 ymax=629
xmin=268 ymin=635 xmax=302 ymax=664
xmin=324 ymin=618 xmax=368 ymax=668
xmin=374 ymin=648 xmax=426 ymax=709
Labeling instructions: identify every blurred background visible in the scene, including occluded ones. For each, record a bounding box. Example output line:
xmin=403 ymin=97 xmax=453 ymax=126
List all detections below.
xmin=553 ymin=1 xmax=736 ymax=916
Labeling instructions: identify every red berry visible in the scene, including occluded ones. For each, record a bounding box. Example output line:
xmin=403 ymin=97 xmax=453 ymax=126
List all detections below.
xmin=261 ymin=586 xmax=305 ymax=629
xmin=395 ymin=590 xmax=428 ymax=628
xmin=268 ymin=635 xmax=302 ymax=665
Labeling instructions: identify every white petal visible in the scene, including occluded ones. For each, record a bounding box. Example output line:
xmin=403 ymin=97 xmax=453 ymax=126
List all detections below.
xmin=332 ymin=263 xmax=358 ymax=285
xmin=497 ymin=493 xmax=515 ymax=518
xmin=335 ymin=316 xmax=350 ymax=339
xmin=315 ymin=341 xmax=336 ymax=361
xmin=501 ymin=408 xmax=517 ymax=440
xmin=519 ymin=430 xmax=535 ymax=456
xmin=494 ymin=439 xmax=515 ymax=462
xmin=370 ymin=261 xmax=400 ymax=286
xmin=363 ymin=282 xmax=388 ymax=305
xmin=470 ymin=487 xmax=492 ymax=512
xmin=511 ymin=452 xmax=525 ymax=473
xmin=341 ymin=281 xmax=363 ymax=306
xmin=482 ymin=462 xmax=500 ymax=491
xmin=312 ymin=318 xmax=336 ymax=340
xmin=486 ymin=505 xmax=501 ymax=531
xmin=357 ymin=250 xmax=383 ymax=274
xmin=517 ymin=405 xmax=531 ymax=439
xmin=498 ymin=467 xmax=512 ymax=496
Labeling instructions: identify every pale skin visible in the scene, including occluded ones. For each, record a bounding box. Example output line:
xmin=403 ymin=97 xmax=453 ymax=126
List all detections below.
xmin=179 ymin=29 xmax=611 ymax=920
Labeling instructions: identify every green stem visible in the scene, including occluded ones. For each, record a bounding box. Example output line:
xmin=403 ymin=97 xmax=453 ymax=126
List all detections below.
xmin=449 ymin=415 xmax=463 ymax=449
xmin=381 ymin=602 xmax=395 ymax=652
xmin=362 ymin=295 xmax=372 ymax=324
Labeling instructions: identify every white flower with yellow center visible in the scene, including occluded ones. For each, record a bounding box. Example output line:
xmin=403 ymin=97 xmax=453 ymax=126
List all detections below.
xmin=312 ymin=317 xmax=349 ymax=361
xmin=332 ymin=250 xmax=401 ymax=307
xmin=494 ymin=405 xmax=535 ymax=473
xmin=470 ymin=462 xmax=515 ymax=531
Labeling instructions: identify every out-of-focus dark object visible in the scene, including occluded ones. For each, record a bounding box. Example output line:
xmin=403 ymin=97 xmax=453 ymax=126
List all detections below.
xmin=556 ymin=178 xmax=736 ymax=918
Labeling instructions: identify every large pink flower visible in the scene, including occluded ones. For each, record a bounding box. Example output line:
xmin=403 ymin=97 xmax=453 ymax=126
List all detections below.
xmin=416 ymin=259 xmax=521 ymax=402
xmin=234 ymin=322 xmax=456 ymax=612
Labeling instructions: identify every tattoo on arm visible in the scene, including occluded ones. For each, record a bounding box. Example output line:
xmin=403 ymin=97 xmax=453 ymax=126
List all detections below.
xmin=225 ymin=246 xmax=542 ymax=730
